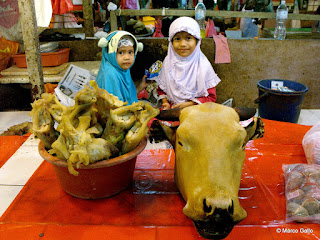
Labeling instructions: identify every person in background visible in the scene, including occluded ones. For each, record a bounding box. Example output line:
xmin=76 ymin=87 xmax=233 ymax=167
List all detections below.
xmin=240 ymin=0 xmax=274 ymax=38
xmin=96 ymin=30 xmax=147 ymax=105
xmin=153 ymin=16 xmax=221 ymax=110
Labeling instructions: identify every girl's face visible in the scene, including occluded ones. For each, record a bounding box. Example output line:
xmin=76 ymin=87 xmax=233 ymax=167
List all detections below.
xmin=172 ymin=31 xmax=197 ymax=57
xmin=116 ymin=45 xmax=135 ymax=70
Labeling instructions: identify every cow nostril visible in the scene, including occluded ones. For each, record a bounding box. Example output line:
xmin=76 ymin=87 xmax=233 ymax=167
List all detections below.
xmin=228 ymin=200 xmax=234 ymax=215
xmin=178 ymin=141 xmax=183 ymax=146
xmin=203 ymin=199 xmax=212 ymax=213
xmin=214 ymin=213 xmax=222 ymax=222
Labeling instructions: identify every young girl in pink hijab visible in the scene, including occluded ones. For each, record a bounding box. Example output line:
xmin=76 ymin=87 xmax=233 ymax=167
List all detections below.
xmin=155 ymin=16 xmax=221 ymax=110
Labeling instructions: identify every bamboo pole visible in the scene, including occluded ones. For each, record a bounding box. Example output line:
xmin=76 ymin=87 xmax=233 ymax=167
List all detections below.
xmin=17 ymin=0 xmax=44 ymax=101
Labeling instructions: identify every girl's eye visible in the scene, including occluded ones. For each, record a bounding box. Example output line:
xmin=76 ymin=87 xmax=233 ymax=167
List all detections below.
xmin=118 ymin=51 xmax=123 ymax=55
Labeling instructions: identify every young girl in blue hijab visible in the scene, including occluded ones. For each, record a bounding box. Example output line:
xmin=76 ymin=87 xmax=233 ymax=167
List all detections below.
xmin=96 ymin=31 xmax=144 ymax=105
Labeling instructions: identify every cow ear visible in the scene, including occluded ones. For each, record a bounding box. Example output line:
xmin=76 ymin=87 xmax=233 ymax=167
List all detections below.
xmin=160 ymin=123 xmax=177 ymax=148
xmin=149 ymin=120 xmax=177 ymax=148
xmin=243 ymin=117 xmax=265 ymax=144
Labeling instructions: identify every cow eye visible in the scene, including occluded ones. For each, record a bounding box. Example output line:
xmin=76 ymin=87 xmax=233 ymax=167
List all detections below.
xmin=177 ymin=138 xmax=190 ymax=151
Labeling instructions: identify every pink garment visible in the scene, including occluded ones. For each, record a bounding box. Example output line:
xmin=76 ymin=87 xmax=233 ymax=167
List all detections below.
xmin=205 ymin=19 xmax=217 ymax=37
xmin=155 ymin=17 xmax=221 ymax=105
xmin=157 ymin=87 xmax=217 ymax=105
xmin=153 ymin=18 xmax=164 ymax=37
xmin=51 ymin=0 xmax=73 ymax=15
xmin=121 ymin=0 xmax=139 ymax=9
xmin=213 ymin=34 xmax=231 ymax=64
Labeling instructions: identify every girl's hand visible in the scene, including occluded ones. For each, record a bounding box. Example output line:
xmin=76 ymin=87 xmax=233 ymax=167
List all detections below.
xmin=172 ymin=101 xmax=196 ymax=109
xmin=136 ymin=75 xmax=149 ymax=94
xmin=161 ymin=102 xmax=171 ymax=110
xmin=141 ymin=75 xmax=149 ymax=89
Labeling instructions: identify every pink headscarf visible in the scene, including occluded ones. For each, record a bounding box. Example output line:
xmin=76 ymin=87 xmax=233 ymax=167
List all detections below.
xmin=156 ymin=17 xmax=221 ymax=105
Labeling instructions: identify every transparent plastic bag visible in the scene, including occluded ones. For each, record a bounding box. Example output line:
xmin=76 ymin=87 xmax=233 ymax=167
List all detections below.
xmin=121 ymin=0 xmax=140 ymax=9
xmin=283 ymin=164 xmax=320 ymax=223
xmin=302 ymin=121 xmax=320 ymax=165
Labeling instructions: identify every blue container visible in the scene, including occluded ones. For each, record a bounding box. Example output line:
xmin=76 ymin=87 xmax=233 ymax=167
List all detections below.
xmin=255 ymin=79 xmax=308 ymax=123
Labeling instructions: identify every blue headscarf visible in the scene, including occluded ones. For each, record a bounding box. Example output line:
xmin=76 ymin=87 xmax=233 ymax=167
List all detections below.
xmin=96 ymin=31 xmax=141 ymax=105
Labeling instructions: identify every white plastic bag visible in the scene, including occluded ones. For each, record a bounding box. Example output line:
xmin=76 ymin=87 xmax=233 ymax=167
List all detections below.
xmin=35 ymin=0 xmax=53 ymax=28
xmin=0 ymin=0 xmax=51 ymax=42
xmin=302 ymin=121 xmax=320 ymax=165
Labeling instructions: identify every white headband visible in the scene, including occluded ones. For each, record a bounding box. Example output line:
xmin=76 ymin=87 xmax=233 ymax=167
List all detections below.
xmin=98 ymin=31 xmax=144 ymax=54
xmin=118 ymin=37 xmax=134 ymax=48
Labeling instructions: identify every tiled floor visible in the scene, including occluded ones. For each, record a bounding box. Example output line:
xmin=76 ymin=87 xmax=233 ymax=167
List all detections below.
xmin=0 ymin=109 xmax=319 ymax=218
xmin=297 ymin=109 xmax=320 ymax=125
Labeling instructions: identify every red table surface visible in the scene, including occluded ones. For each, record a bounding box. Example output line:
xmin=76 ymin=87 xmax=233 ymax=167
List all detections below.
xmin=0 ymin=133 xmax=31 ymax=168
xmin=1 ymin=119 xmax=319 ymax=240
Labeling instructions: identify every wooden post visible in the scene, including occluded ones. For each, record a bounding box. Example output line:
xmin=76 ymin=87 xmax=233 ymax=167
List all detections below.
xmin=110 ymin=11 xmax=118 ymax=32
xmin=83 ymin=0 xmax=94 ymax=37
xmin=17 ymin=0 xmax=44 ymax=101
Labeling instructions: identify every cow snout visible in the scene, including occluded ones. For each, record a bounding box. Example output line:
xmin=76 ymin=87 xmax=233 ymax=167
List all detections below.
xmin=193 ymin=206 xmax=235 ymax=240
xmin=191 ymin=199 xmax=237 ymax=239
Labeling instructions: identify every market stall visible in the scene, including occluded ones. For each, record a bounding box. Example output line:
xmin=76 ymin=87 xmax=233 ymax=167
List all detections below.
xmin=0 ymin=1 xmax=320 ymax=239
xmin=1 ymin=1 xmax=320 ymax=111
xmin=0 ymin=119 xmax=319 ymax=239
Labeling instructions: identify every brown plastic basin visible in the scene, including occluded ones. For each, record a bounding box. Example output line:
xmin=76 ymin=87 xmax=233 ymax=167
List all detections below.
xmin=38 ymin=137 xmax=147 ymax=199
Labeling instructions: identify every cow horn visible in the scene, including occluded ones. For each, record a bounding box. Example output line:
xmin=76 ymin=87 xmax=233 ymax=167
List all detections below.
xmin=155 ymin=106 xmax=256 ymax=122
xmin=233 ymin=107 xmax=257 ymax=121
xmin=156 ymin=108 xmax=182 ymax=121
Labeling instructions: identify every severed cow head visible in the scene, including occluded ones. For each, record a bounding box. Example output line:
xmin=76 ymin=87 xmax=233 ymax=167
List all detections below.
xmin=155 ymin=102 xmax=264 ymax=239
